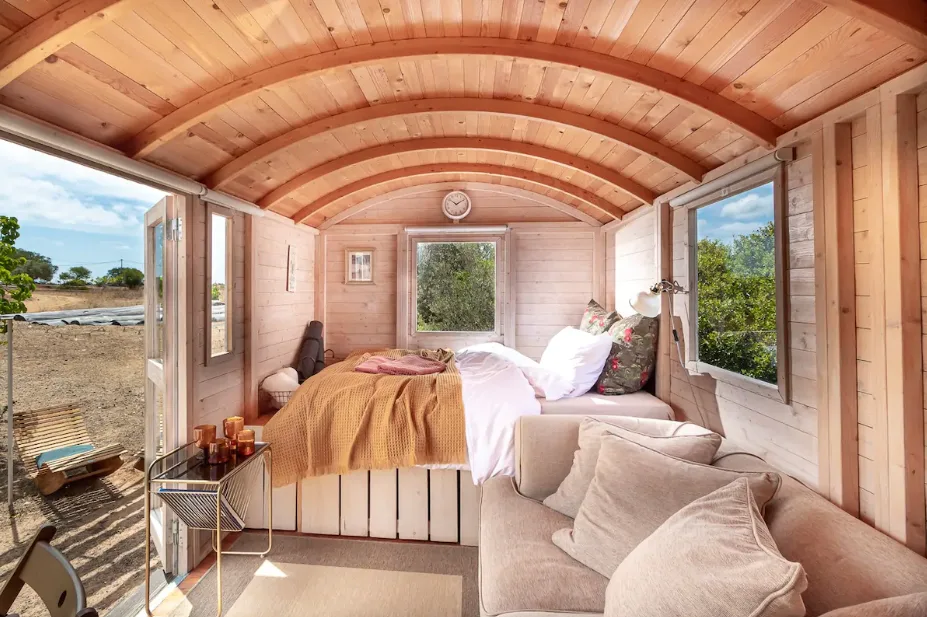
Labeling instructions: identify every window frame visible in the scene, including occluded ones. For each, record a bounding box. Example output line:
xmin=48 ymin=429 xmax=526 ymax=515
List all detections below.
xmin=408 ymin=234 xmax=504 ymax=345
xmin=205 ymin=203 xmax=234 ymax=365
xmin=686 ymin=164 xmax=790 ymax=404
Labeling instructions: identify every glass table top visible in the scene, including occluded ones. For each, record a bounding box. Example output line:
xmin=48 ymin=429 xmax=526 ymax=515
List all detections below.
xmin=150 ymin=442 xmax=269 ymax=484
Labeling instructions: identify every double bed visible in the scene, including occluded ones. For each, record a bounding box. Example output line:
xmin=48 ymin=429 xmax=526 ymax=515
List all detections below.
xmin=244 ymin=341 xmax=671 ymax=545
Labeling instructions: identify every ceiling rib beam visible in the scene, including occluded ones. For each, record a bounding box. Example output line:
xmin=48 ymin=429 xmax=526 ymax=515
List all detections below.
xmin=819 ymin=1 xmax=927 ymax=51
xmin=258 ymin=138 xmax=655 ymax=210
xmin=124 ymin=39 xmax=781 ymax=158
xmin=205 ymin=98 xmax=706 ymax=189
xmin=289 ymin=164 xmax=627 ymax=224
xmin=0 ymin=0 xmax=143 ymax=90
xmin=320 ymin=181 xmax=603 ymax=228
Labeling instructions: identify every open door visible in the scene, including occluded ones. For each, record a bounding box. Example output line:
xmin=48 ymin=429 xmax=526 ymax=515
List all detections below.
xmin=144 ymin=195 xmax=180 ymax=577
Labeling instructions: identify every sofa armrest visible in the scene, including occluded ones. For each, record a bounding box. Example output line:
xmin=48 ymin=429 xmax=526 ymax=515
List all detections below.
xmin=515 ymin=414 xmax=627 ymax=501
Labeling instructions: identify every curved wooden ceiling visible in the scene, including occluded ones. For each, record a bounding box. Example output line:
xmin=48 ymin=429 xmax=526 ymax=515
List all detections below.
xmin=0 ymin=0 xmax=924 ymax=225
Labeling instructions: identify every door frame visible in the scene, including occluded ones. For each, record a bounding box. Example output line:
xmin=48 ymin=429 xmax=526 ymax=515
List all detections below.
xmin=144 ymin=194 xmax=196 ymax=581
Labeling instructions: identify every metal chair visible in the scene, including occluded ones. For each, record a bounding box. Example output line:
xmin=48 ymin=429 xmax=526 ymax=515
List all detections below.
xmin=0 ymin=525 xmax=98 ymax=617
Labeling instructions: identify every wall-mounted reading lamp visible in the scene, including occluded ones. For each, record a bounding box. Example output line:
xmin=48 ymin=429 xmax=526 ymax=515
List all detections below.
xmin=629 ymin=280 xmax=687 ymax=366
xmin=630 ymin=280 xmax=709 ymax=428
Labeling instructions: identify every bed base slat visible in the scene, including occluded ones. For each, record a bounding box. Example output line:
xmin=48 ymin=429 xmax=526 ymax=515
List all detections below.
xmin=243 ymin=426 xmax=479 ymax=545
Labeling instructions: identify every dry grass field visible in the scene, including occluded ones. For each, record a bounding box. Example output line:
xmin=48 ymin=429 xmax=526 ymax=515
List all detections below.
xmin=0 ymin=287 xmax=155 ymax=616
xmin=23 ymin=285 xmax=143 ymax=312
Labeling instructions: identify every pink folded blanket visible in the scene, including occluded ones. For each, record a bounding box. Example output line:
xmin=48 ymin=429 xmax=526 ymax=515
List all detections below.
xmin=355 ymin=354 xmax=447 ymax=376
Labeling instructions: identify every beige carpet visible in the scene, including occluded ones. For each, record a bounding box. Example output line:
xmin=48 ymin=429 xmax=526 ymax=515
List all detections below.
xmin=168 ymin=533 xmax=478 ymax=617
xmin=226 ymin=562 xmax=461 ymax=617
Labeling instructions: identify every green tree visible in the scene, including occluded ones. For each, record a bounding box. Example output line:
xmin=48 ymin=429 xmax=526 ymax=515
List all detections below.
xmin=0 ymin=217 xmax=36 ymax=316
xmin=59 ymin=265 xmax=92 ymax=286
xmin=98 ymin=266 xmax=144 ymax=289
xmin=696 ymin=222 xmax=777 ymax=384
xmin=416 ymin=242 xmax=495 ymax=332
xmin=13 ymin=249 xmax=57 ymax=283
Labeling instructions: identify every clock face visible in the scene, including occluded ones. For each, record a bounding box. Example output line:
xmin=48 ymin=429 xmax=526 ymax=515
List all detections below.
xmin=442 ymin=191 xmax=471 ymax=220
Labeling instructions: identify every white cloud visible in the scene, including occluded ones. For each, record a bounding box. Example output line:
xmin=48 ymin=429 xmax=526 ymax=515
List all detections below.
xmin=719 ymin=192 xmax=773 ymax=221
xmin=701 ymin=221 xmax=768 ymax=244
xmin=0 ymin=140 xmax=165 ymax=236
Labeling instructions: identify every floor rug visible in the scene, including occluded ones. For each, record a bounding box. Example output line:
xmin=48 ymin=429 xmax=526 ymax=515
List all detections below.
xmin=167 ymin=532 xmax=478 ymax=617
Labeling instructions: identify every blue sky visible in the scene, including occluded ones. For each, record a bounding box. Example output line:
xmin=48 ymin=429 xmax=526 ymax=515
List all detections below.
xmin=696 ymin=182 xmax=774 ymax=244
xmin=0 ymin=139 xmax=167 ymax=279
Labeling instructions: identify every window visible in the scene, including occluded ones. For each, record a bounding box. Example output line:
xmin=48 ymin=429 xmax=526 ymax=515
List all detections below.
xmin=207 ymin=206 xmax=233 ymax=362
xmin=688 ymin=165 xmax=788 ymax=400
xmin=414 ymin=241 xmax=497 ymax=333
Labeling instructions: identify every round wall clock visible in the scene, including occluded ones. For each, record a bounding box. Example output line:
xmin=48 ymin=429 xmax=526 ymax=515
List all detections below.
xmin=442 ymin=190 xmax=472 ymax=221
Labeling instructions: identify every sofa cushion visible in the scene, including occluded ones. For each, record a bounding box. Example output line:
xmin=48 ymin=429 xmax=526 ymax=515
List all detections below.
xmin=479 ymin=476 xmax=607 ymax=616
xmin=543 ymin=417 xmax=721 ymax=518
xmin=553 ymin=436 xmax=781 ymax=578
xmin=819 ymin=593 xmax=927 ymax=616
xmin=713 ymin=451 xmax=927 ymax=616
xmin=605 ymin=478 xmax=807 ymax=617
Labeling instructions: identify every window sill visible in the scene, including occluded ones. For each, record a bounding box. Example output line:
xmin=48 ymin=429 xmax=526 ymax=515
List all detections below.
xmin=684 ymin=360 xmax=790 ymax=405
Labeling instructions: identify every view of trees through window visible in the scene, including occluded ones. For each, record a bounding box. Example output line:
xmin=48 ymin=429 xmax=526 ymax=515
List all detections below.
xmin=416 ymin=241 xmax=496 ymax=332
xmin=695 ymin=182 xmax=778 ymax=384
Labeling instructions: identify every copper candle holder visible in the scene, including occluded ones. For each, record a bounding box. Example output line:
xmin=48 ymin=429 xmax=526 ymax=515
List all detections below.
xmin=237 ymin=429 xmax=255 ymax=456
xmin=207 ymin=438 xmax=231 ymax=464
xmin=193 ymin=425 xmax=216 ymax=451
xmin=223 ymin=416 xmax=245 ymax=446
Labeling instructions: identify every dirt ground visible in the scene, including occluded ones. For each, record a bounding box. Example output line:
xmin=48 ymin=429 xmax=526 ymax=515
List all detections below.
xmin=0 ymin=287 xmax=157 ymax=616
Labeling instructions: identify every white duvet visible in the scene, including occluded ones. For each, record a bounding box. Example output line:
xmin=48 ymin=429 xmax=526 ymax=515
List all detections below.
xmin=455 ymin=349 xmax=541 ymax=485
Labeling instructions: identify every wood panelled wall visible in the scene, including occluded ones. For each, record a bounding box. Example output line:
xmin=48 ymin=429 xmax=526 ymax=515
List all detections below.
xmin=667 ymin=148 xmax=820 ymax=489
xmin=322 ymin=231 xmax=398 ymax=359
xmin=609 ymin=208 xmax=658 ymax=318
xmin=191 ymin=203 xmax=246 ymax=430
xmin=321 ymin=212 xmax=599 ymax=361
xmin=514 ymin=227 xmax=597 ymax=360
xmin=245 ymin=216 xmax=316 ymax=418
xmin=918 ymin=91 xmax=927 ymax=540
xmin=852 ymin=114 xmax=878 ymax=526
xmin=316 ymin=183 xmax=600 ymax=359
xmin=661 ymin=63 xmax=927 ymax=555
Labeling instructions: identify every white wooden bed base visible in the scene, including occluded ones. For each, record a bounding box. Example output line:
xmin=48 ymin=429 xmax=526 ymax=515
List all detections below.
xmin=242 ymin=426 xmax=480 ymax=546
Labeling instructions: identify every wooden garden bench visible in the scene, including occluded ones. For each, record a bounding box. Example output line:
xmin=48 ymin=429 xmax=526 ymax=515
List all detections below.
xmin=12 ymin=404 xmax=125 ymax=496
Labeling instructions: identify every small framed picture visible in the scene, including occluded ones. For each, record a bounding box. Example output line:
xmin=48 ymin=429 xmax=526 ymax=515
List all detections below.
xmin=286 ymin=245 xmax=297 ymax=292
xmin=345 ymin=248 xmax=374 ymax=284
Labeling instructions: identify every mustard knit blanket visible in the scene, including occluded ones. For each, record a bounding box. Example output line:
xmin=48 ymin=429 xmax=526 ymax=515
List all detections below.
xmin=263 ymin=348 xmax=466 ymax=487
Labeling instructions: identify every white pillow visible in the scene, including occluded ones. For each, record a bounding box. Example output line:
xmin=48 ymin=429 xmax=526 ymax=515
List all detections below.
xmin=262 ymin=368 xmax=300 ymax=409
xmin=458 ymin=342 xmax=573 ymax=400
xmin=539 ymin=327 xmax=614 ymax=398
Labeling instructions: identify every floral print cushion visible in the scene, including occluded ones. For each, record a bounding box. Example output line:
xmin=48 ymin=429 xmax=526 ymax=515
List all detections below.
xmin=595 ymin=313 xmax=659 ymax=395
xmin=579 ymin=299 xmax=620 ymax=335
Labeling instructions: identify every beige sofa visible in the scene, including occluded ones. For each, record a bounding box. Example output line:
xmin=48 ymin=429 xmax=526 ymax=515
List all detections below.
xmin=479 ymin=415 xmax=927 ymax=617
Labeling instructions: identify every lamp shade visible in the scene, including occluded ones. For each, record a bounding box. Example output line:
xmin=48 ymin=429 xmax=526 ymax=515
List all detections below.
xmin=629 ymin=289 xmax=662 ymax=318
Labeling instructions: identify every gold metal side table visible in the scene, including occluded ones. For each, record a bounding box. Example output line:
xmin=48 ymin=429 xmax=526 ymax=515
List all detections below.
xmin=145 ymin=442 xmax=273 ymax=616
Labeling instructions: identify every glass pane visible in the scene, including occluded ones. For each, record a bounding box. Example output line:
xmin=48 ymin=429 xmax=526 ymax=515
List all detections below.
xmin=416 ymin=242 xmax=496 ymax=332
xmin=211 ymin=214 xmax=230 ymax=357
xmin=695 ymin=181 xmax=777 ymax=384
xmin=153 ymin=221 xmax=164 ymax=362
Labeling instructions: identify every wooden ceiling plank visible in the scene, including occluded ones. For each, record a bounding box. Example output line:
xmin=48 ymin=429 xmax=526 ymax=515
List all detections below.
xmin=290 ymin=162 xmax=629 ymax=222
xmin=819 ymin=0 xmax=927 ymax=51
xmin=0 ymin=0 xmax=144 ymax=89
xmin=205 ymin=97 xmax=706 ymax=188
xmin=122 ymin=38 xmax=781 ymax=157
